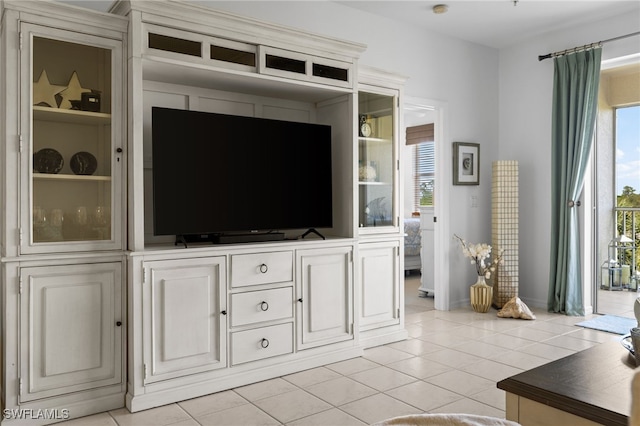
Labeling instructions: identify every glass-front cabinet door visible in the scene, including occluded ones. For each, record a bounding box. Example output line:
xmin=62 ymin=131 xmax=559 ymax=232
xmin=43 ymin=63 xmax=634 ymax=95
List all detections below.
xmin=21 ymin=24 xmax=124 ymax=253
xmin=358 ymin=90 xmax=398 ymax=233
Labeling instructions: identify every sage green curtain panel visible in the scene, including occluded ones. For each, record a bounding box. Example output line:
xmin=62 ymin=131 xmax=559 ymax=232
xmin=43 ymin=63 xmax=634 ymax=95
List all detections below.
xmin=548 ymin=48 xmax=602 ymax=316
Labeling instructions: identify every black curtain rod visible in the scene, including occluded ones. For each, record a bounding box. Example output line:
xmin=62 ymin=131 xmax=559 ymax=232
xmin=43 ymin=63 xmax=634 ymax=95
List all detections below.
xmin=538 ymin=31 xmax=640 ymax=61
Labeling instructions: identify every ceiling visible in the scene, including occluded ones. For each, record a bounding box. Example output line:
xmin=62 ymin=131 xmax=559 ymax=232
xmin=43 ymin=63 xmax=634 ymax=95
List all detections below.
xmin=335 ymin=0 xmax=640 ymax=49
xmin=61 ymin=1 xmax=640 ymax=50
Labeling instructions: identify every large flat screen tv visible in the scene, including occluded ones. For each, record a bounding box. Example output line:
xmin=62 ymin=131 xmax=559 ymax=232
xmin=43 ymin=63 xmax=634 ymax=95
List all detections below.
xmin=151 ymin=107 xmax=333 ymax=243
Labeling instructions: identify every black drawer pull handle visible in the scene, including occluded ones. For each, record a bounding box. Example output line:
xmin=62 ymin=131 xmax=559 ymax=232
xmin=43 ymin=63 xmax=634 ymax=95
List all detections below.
xmin=260 ymin=338 xmax=269 ymax=349
xmin=116 ymin=321 xmax=122 ymax=327
xmin=221 ymin=310 xmax=227 ymax=315
xmin=298 ymin=298 xmax=303 ymax=303
xmin=260 ymin=301 xmax=269 ymax=311
xmin=259 ymin=263 xmax=268 ymax=273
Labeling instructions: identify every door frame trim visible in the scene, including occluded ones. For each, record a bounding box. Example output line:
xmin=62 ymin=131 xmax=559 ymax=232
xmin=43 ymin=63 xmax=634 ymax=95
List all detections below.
xmin=404 ymin=96 xmax=450 ymax=310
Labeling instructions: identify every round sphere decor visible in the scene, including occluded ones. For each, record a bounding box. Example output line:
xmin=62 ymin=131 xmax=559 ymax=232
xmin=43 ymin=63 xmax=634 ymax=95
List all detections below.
xmin=70 ymin=151 xmax=97 ymax=175
xmin=34 ymin=148 xmax=64 ymax=174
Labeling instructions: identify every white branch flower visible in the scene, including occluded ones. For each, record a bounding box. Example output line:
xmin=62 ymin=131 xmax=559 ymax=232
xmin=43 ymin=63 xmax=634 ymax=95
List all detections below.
xmin=453 ymin=234 xmax=504 ymax=281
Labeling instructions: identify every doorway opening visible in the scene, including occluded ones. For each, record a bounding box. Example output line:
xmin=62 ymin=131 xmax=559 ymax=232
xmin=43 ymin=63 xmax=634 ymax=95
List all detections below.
xmin=402 ymin=97 xmax=450 ymax=312
xmin=593 ymin=61 xmax=640 ymax=318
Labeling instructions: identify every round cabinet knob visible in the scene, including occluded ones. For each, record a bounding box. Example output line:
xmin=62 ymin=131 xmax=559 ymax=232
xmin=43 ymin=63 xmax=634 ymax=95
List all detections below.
xmin=221 ymin=310 xmax=227 ymax=315
xmin=116 ymin=147 xmax=123 ymax=153
xmin=297 ymin=298 xmax=303 ymax=303
xmin=260 ymin=338 xmax=270 ymax=349
xmin=116 ymin=321 xmax=122 ymax=327
xmin=260 ymin=301 xmax=269 ymax=311
xmin=259 ymin=263 xmax=268 ymax=274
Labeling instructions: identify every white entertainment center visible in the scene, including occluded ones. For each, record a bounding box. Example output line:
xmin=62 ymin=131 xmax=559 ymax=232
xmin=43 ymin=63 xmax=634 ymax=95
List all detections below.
xmin=0 ymin=0 xmax=408 ymax=422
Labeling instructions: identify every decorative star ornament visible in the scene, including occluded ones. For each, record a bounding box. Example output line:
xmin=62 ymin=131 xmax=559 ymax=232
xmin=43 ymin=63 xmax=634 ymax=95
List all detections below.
xmin=32 ymin=70 xmax=65 ymax=108
xmin=58 ymin=71 xmax=91 ymax=109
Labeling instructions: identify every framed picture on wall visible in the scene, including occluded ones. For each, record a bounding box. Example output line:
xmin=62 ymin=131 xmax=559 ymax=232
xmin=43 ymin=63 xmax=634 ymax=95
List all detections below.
xmin=453 ymin=142 xmax=479 ymax=185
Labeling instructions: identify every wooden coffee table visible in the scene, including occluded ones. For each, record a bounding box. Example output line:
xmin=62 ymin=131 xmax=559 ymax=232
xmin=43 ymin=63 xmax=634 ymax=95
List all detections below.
xmin=497 ymin=341 xmax=635 ymax=425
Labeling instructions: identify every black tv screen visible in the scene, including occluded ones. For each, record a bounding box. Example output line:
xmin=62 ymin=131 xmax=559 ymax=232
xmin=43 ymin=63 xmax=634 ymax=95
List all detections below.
xmin=151 ymin=107 xmax=333 ymax=239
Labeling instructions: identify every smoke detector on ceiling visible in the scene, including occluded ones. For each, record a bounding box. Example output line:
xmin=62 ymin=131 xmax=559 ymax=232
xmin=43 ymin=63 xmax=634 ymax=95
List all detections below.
xmin=432 ymin=4 xmax=448 ymax=14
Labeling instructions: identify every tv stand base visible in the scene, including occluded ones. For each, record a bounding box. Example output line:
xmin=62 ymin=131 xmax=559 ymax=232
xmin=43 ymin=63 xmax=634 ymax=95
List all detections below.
xmin=175 ymin=232 xmax=286 ymax=246
xmin=301 ymin=228 xmax=326 ymax=240
xmin=214 ymin=232 xmax=285 ymax=244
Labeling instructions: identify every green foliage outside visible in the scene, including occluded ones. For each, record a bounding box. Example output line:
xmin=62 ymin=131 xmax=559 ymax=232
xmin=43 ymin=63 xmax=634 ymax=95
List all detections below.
xmin=420 ymin=180 xmax=434 ymax=206
xmin=616 ymin=185 xmax=640 ymax=272
xmin=618 ymin=186 xmax=640 ymax=208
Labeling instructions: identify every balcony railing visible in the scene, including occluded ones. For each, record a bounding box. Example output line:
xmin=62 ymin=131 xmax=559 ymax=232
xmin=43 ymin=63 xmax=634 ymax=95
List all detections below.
xmin=615 ymin=206 xmax=640 ymax=271
xmin=617 ymin=206 xmax=640 ymax=236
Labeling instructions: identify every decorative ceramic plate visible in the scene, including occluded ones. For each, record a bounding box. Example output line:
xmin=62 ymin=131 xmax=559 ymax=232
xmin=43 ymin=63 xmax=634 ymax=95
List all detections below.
xmin=70 ymin=151 xmax=97 ymax=175
xmin=621 ymin=334 xmax=635 ymax=356
xmin=34 ymin=148 xmax=64 ymax=174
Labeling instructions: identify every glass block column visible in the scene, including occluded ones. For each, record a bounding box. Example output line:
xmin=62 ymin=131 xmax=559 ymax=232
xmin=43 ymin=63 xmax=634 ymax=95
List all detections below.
xmin=491 ymin=161 xmax=519 ymax=308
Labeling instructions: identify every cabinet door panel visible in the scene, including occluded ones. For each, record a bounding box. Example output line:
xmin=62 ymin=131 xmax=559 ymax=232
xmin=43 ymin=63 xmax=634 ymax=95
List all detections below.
xmin=161 ymin=275 xmax=213 ymax=361
xmin=359 ymin=242 xmax=400 ymax=330
xmin=145 ymin=257 xmax=227 ymax=383
xmin=43 ymin=282 xmax=103 ymax=375
xmin=297 ymin=247 xmax=353 ymax=350
xmin=20 ymin=263 xmax=123 ymax=401
xmin=20 ymin=23 xmax=125 ymax=254
xmin=357 ymin=89 xmax=399 ymax=234
xmin=308 ymin=263 xmax=347 ymax=332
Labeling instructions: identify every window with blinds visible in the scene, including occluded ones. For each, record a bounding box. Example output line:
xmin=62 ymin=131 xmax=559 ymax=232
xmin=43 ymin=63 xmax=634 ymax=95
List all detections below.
xmin=415 ymin=143 xmax=435 ymax=207
xmin=406 ymin=124 xmax=435 ymax=209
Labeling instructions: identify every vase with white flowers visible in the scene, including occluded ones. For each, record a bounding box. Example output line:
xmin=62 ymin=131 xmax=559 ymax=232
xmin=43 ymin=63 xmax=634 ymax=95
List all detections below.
xmin=454 ymin=234 xmax=504 ymax=312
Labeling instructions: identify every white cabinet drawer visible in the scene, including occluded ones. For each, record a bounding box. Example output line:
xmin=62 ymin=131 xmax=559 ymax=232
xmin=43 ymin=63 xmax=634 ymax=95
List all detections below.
xmin=231 ymin=287 xmax=293 ymax=327
xmin=231 ymin=323 xmax=293 ymax=365
xmin=230 ymin=251 xmax=293 ymax=287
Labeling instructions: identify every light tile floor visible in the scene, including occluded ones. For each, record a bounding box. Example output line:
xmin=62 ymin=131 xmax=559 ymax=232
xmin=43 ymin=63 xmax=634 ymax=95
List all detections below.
xmin=597 ymin=287 xmax=639 ymax=318
xmin=59 ymin=277 xmax=633 ymax=426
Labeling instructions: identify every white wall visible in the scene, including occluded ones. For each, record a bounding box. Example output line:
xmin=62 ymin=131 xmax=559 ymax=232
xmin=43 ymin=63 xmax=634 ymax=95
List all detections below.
xmin=204 ymin=1 xmax=500 ymax=308
xmin=498 ymin=12 xmax=640 ymax=308
xmin=195 ymin=1 xmax=639 ymax=309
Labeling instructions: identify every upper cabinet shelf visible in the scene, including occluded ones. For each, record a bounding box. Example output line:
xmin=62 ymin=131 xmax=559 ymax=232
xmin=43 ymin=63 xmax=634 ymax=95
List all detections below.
xmin=33 ymin=106 xmax=111 ymax=125
xmin=358 ymin=136 xmax=391 ymax=143
xmin=359 ymin=181 xmax=391 ymax=186
xmin=131 ymin=10 xmax=363 ymax=95
xmin=33 ymin=173 xmax=112 ymax=182
xmin=259 ymin=46 xmax=353 ymax=89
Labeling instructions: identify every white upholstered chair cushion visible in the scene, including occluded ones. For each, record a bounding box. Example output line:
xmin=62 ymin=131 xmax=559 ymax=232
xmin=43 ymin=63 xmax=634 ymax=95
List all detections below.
xmin=372 ymin=413 xmax=520 ymax=426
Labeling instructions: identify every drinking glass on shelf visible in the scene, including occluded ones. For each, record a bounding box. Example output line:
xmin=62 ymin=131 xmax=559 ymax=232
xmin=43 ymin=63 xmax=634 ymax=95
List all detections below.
xmin=75 ymin=206 xmax=87 ymax=226
xmin=51 ymin=209 xmax=64 ymax=227
xmin=33 ymin=206 xmax=47 ymax=225
xmin=72 ymin=206 xmax=88 ymax=239
xmin=92 ymin=206 xmax=110 ymax=240
xmin=94 ymin=206 xmax=107 ymax=226
xmin=33 ymin=206 xmax=47 ymax=241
